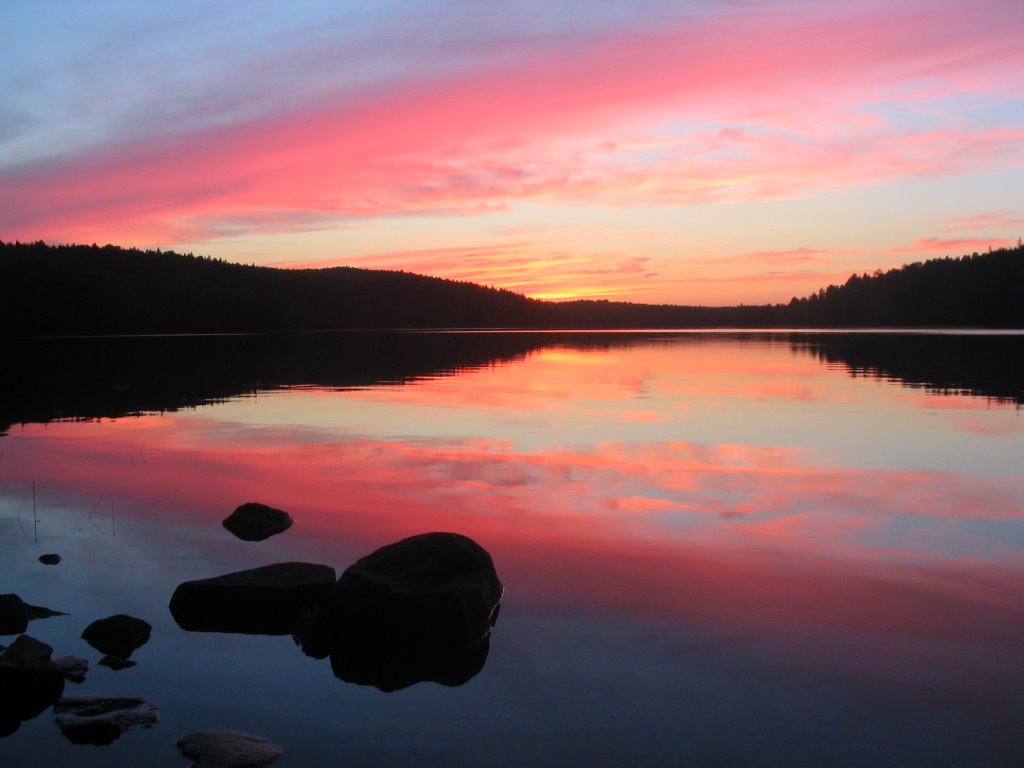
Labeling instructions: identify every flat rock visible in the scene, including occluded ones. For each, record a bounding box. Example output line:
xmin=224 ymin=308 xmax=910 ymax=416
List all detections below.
xmin=170 ymin=561 xmax=336 ymax=635
xmin=81 ymin=614 xmax=152 ymax=658
xmin=38 ymin=553 xmax=62 ymax=565
xmin=222 ymin=502 xmax=293 ymax=541
xmin=55 ymin=695 xmax=148 ymax=717
xmin=55 ymin=695 xmax=158 ymax=745
xmin=177 ymin=730 xmax=282 ymax=768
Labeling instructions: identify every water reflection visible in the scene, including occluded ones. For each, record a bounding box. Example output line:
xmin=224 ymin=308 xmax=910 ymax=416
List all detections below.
xmin=1 ymin=332 xmax=1023 ymax=765
xmin=2 ymin=331 xmax=1021 ymax=434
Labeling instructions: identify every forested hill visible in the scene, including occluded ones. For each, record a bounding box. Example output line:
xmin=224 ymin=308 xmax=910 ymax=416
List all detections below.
xmin=0 ymin=241 xmax=545 ymax=335
xmin=0 ymin=240 xmax=771 ymax=335
xmin=783 ymin=243 xmax=1024 ymax=327
xmin=1 ymin=240 xmax=1022 ymax=336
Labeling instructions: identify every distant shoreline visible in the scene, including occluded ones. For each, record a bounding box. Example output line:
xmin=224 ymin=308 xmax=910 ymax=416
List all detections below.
xmin=3 ymin=240 xmax=1022 ymax=337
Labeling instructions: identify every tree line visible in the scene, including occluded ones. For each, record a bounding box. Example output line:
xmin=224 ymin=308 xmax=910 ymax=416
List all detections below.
xmin=1 ymin=239 xmax=1021 ymax=336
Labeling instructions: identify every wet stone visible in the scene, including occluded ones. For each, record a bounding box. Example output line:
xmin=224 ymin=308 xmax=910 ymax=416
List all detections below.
xmin=55 ymin=695 xmax=158 ymax=745
xmin=177 ymin=730 xmax=282 ymax=768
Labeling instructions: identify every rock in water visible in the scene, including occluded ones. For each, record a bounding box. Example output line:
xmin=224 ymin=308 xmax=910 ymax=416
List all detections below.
xmin=81 ymin=614 xmax=152 ymax=658
xmin=299 ymin=532 xmax=502 ymax=693
xmin=222 ymin=503 xmax=293 ymax=541
xmin=0 ymin=634 xmax=66 ymax=736
xmin=38 ymin=553 xmax=62 ymax=565
xmin=169 ymin=562 xmax=336 ymax=635
xmin=53 ymin=656 xmax=89 ymax=684
xmin=0 ymin=595 xmax=28 ymax=636
xmin=325 ymin=532 xmax=502 ymax=651
xmin=0 ymin=594 xmax=64 ymax=636
xmin=177 ymin=730 xmax=282 ymax=768
xmin=54 ymin=695 xmax=158 ymax=745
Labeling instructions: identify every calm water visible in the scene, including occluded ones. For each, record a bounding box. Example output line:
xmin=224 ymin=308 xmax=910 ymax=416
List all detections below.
xmin=1 ymin=330 xmax=1023 ymax=767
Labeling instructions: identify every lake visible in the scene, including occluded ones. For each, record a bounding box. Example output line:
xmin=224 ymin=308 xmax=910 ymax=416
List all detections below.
xmin=1 ymin=330 xmax=1023 ymax=767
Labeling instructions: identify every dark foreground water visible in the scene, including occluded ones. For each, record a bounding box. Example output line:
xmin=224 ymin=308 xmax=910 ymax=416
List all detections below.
xmin=1 ymin=330 xmax=1023 ymax=767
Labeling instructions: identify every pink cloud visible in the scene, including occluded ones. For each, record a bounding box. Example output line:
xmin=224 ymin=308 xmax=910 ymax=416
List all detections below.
xmin=891 ymin=237 xmax=1015 ymax=255
xmin=942 ymin=210 xmax=1024 ymax=231
xmin=1 ymin=0 xmax=1022 ymax=249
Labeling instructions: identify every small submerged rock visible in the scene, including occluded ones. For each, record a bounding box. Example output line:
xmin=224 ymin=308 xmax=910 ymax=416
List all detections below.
xmin=81 ymin=614 xmax=152 ymax=659
xmin=54 ymin=695 xmax=158 ymax=745
xmin=53 ymin=656 xmax=89 ymax=684
xmin=222 ymin=502 xmax=293 ymax=542
xmin=170 ymin=562 xmax=336 ymax=635
xmin=177 ymin=730 xmax=282 ymax=768
xmin=38 ymin=553 xmax=62 ymax=565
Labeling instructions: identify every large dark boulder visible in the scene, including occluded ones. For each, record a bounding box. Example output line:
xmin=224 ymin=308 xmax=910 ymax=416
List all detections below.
xmin=326 ymin=532 xmax=502 ymax=650
xmin=222 ymin=503 xmax=293 ymax=542
xmin=0 ymin=634 xmax=66 ymax=736
xmin=0 ymin=595 xmax=30 ymax=636
xmin=302 ymin=532 xmax=502 ymax=690
xmin=169 ymin=562 xmax=336 ymax=635
xmin=81 ymin=615 xmax=152 ymax=659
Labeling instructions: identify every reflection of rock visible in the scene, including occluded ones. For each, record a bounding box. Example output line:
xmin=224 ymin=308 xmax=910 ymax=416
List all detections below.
xmin=0 ymin=594 xmax=65 ymax=635
xmin=54 ymin=695 xmax=158 ymax=745
xmin=329 ymin=634 xmax=492 ymax=693
xmin=222 ymin=503 xmax=293 ymax=541
xmin=81 ymin=614 xmax=152 ymax=659
xmin=0 ymin=634 xmax=66 ymax=737
xmin=301 ymin=532 xmax=502 ymax=691
xmin=99 ymin=655 xmax=137 ymax=671
xmin=177 ymin=730 xmax=282 ymax=768
xmin=38 ymin=553 xmax=62 ymax=565
xmin=170 ymin=562 xmax=336 ymax=635
xmin=53 ymin=656 xmax=89 ymax=684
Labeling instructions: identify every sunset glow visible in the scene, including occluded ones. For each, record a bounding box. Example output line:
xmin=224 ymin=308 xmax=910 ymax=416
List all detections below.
xmin=2 ymin=0 xmax=1023 ymax=303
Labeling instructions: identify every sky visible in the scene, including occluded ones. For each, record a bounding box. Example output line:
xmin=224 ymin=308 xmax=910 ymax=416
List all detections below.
xmin=1 ymin=0 xmax=1023 ymax=305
